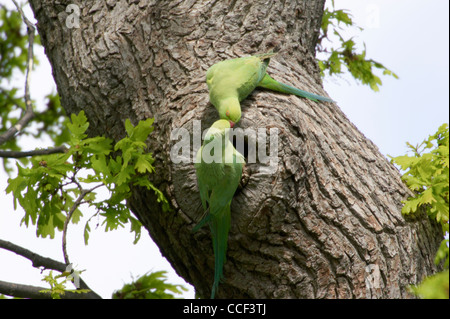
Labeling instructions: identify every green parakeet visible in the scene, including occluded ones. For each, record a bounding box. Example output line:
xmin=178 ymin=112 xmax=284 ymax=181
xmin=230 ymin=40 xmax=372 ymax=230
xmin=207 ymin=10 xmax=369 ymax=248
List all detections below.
xmin=206 ymin=52 xmax=333 ymax=125
xmin=193 ymin=119 xmax=245 ymax=299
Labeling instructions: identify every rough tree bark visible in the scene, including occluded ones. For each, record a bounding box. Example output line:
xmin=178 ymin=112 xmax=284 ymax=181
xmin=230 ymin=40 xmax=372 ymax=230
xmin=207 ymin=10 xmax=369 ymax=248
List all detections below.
xmin=29 ymin=0 xmax=442 ymax=298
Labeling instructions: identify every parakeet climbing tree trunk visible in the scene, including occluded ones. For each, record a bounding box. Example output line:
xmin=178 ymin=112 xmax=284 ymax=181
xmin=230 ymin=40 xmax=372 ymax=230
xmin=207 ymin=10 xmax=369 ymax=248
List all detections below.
xmin=29 ymin=0 xmax=442 ymax=298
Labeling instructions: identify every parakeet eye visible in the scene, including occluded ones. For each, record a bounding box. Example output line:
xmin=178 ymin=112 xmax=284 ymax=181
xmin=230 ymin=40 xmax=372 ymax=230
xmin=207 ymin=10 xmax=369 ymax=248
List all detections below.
xmin=226 ymin=110 xmax=230 ymax=117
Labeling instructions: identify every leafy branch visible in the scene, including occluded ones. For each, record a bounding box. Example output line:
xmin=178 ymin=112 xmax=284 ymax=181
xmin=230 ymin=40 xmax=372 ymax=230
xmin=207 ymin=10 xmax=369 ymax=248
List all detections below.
xmin=2 ymin=111 xmax=170 ymax=298
xmin=112 ymin=271 xmax=187 ymax=299
xmin=317 ymin=0 xmax=398 ymax=91
xmin=0 ymin=4 xmax=67 ymax=173
xmin=39 ymin=270 xmax=91 ymax=299
xmin=0 ymin=238 xmax=101 ymax=299
xmin=6 ymin=111 xmax=169 ymax=246
xmin=0 ymin=0 xmax=36 ymax=146
xmin=390 ymin=123 xmax=449 ymax=299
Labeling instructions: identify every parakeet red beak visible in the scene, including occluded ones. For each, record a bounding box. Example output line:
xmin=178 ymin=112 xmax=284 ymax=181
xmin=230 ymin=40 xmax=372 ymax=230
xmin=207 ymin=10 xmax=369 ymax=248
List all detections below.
xmin=229 ymin=121 xmax=235 ymax=128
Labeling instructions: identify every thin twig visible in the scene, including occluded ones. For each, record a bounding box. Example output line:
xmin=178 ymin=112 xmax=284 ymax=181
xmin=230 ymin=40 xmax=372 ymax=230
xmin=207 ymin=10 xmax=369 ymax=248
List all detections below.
xmin=0 ymin=1 xmax=36 ymax=146
xmin=62 ymin=184 xmax=104 ymax=265
xmin=0 ymin=145 xmax=67 ymax=158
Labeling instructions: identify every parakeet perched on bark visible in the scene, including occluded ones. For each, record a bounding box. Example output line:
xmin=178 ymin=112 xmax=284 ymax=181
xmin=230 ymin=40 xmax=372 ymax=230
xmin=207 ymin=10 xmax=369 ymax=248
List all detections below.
xmin=193 ymin=119 xmax=245 ymax=299
xmin=206 ymin=52 xmax=333 ymax=125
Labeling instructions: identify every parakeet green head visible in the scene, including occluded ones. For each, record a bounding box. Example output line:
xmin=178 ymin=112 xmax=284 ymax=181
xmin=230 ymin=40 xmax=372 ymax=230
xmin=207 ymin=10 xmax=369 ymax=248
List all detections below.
xmin=203 ymin=119 xmax=231 ymax=144
xmin=211 ymin=119 xmax=231 ymax=130
xmin=218 ymin=97 xmax=241 ymax=127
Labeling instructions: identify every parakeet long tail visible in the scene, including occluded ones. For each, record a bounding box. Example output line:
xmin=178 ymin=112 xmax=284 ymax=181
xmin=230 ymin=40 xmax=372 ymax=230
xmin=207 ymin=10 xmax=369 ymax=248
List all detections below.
xmin=210 ymin=206 xmax=231 ymax=299
xmin=258 ymin=74 xmax=333 ymax=102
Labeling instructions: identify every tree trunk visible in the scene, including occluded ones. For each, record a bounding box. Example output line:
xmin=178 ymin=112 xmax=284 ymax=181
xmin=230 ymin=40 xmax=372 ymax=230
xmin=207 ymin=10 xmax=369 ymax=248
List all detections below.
xmin=30 ymin=0 xmax=442 ymax=298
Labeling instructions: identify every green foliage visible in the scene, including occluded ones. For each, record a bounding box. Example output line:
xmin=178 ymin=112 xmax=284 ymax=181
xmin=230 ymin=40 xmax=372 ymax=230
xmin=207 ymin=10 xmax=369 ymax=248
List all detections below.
xmin=1 ymin=5 xmax=29 ymax=169
xmin=409 ymin=270 xmax=449 ymax=300
xmin=318 ymin=0 xmax=398 ymax=91
xmin=390 ymin=123 xmax=449 ymax=299
xmin=390 ymin=123 xmax=449 ymax=234
xmin=39 ymin=270 xmax=90 ymax=299
xmin=6 ymin=111 xmax=170 ymax=244
xmin=112 ymin=271 xmax=187 ymax=299
xmin=1 ymin=5 xmax=66 ymax=172
xmin=0 ymin=6 xmax=29 ymax=80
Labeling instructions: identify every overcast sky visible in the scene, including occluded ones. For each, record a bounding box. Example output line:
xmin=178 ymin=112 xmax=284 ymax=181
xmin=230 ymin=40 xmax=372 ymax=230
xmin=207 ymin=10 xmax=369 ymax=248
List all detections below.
xmin=0 ymin=1 xmax=448 ymax=299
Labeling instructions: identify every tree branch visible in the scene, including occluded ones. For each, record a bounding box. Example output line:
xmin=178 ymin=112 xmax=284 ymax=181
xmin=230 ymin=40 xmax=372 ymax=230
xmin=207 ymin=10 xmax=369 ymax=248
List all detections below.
xmin=0 ymin=239 xmax=65 ymax=271
xmin=0 ymin=239 xmax=102 ymax=299
xmin=0 ymin=279 xmax=99 ymax=299
xmin=0 ymin=0 xmax=36 ymax=146
xmin=0 ymin=146 xmax=67 ymax=158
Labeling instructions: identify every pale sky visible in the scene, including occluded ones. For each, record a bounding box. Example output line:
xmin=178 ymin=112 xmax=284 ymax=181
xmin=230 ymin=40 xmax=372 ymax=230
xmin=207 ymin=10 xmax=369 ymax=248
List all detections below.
xmin=0 ymin=0 xmax=448 ymax=299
